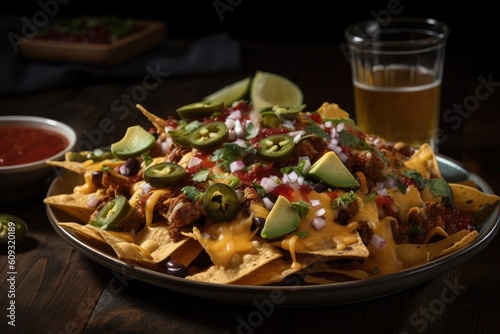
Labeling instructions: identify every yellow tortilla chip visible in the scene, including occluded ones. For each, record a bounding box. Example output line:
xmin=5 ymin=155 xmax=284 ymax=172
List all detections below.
xmin=58 ymin=222 xmax=106 ymax=244
xmin=396 ymin=230 xmax=478 ymax=268
xmin=169 ymin=237 xmax=204 ymax=267
xmin=186 ymin=238 xmax=283 ymax=284
xmin=134 ymin=224 xmax=190 ymax=263
xmin=316 ymin=102 xmax=350 ymax=119
xmin=231 ymin=254 xmax=317 ymax=286
xmin=44 ymin=192 xmax=102 ymax=222
xmin=403 ymin=143 xmax=440 ymax=178
xmin=450 ymin=183 xmax=500 ymax=215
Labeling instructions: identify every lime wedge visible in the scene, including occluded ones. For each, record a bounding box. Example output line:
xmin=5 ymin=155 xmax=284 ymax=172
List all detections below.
xmin=250 ymin=71 xmax=303 ymax=111
xmin=203 ymin=76 xmax=251 ymax=107
xmin=111 ymin=125 xmax=156 ymax=159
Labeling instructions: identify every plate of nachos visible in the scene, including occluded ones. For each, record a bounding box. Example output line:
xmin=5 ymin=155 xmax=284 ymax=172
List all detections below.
xmin=44 ymin=99 xmax=499 ymax=307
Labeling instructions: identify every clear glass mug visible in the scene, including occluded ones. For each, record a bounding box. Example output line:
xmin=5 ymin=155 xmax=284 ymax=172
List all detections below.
xmin=344 ymin=17 xmax=450 ymax=151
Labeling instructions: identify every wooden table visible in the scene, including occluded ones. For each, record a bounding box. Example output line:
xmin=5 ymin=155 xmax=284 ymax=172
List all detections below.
xmin=1 ymin=40 xmax=499 ymax=334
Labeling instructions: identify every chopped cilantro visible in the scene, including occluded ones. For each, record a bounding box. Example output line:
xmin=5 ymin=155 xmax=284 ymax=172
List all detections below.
xmin=181 ymin=186 xmax=203 ymax=201
xmin=305 ymin=120 xmax=329 ymax=139
xmin=425 ymin=177 xmax=455 ymax=207
xmin=405 ymin=225 xmax=426 ymax=235
xmin=192 ymin=168 xmax=210 ymax=182
xmin=211 ymin=143 xmax=242 ymax=170
xmin=364 ymin=192 xmax=377 ymax=203
xmin=339 ymin=130 xmax=389 ymax=162
xmin=252 ymin=182 xmax=265 ymax=197
xmin=291 ymin=200 xmax=309 ymax=217
xmin=404 ymin=170 xmax=427 ymax=190
xmin=141 ymin=152 xmax=153 ymax=166
xmin=185 ymin=120 xmax=202 ymax=132
xmin=338 ymin=130 xmax=370 ymax=150
xmin=245 ymin=123 xmax=259 ymax=139
xmin=295 ymin=231 xmax=309 ymax=238
xmin=331 ymin=190 xmax=357 ymax=209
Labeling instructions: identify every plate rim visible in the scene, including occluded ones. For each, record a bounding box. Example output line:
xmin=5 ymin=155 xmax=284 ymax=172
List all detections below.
xmin=45 ymin=154 xmax=500 ymax=307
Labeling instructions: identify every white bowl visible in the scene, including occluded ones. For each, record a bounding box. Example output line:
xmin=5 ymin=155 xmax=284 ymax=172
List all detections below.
xmin=0 ymin=115 xmax=77 ymax=202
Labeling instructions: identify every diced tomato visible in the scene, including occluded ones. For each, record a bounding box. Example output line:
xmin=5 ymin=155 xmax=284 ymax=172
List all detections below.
xmin=441 ymin=207 xmax=475 ymax=235
xmin=398 ymin=174 xmax=417 ymax=189
xmin=234 ymin=163 xmax=274 ymax=185
xmin=308 ymin=113 xmax=323 ymax=124
xmin=376 ymin=195 xmax=400 ymax=221
xmin=271 ymin=184 xmax=295 ymax=201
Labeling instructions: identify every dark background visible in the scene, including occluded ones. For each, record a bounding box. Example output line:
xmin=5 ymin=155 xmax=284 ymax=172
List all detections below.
xmin=2 ymin=0 xmax=499 ymax=52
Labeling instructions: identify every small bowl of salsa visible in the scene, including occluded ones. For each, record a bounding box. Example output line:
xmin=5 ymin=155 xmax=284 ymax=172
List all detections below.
xmin=0 ymin=116 xmax=76 ymax=202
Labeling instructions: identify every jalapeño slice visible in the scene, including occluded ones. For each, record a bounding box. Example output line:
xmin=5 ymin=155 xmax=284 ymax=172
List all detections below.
xmin=144 ymin=162 xmax=186 ymax=188
xmin=176 ymin=100 xmax=224 ymax=121
xmin=188 ymin=122 xmax=228 ymax=150
xmin=257 ymin=134 xmax=295 ymax=161
xmin=92 ymin=195 xmax=131 ymax=230
xmin=203 ymin=183 xmax=240 ymax=221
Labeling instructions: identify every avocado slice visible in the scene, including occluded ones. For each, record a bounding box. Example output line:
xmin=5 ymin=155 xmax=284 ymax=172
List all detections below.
xmin=307 ymin=151 xmax=359 ymax=189
xmin=260 ymin=196 xmax=300 ymax=239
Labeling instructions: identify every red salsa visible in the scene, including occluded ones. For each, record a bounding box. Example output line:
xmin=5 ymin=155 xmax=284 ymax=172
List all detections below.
xmin=0 ymin=126 xmax=69 ymax=166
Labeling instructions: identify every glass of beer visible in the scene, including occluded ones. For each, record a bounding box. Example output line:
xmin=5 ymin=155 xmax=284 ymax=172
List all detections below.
xmin=344 ymin=18 xmax=450 ymax=151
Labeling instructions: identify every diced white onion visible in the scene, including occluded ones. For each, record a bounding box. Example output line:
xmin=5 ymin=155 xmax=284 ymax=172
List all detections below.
xmin=188 ymin=156 xmax=202 ymax=168
xmin=370 ymin=234 xmax=387 ymax=250
xmin=297 ymin=176 xmax=304 ymax=185
xmin=228 ymin=130 xmax=236 ymax=141
xmin=327 ymin=141 xmax=338 ymax=151
xmin=338 ymin=152 xmax=349 ymax=163
xmin=310 ymin=199 xmax=321 ymax=207
xmin=315 ymin=207 xmax=326 ymax=216
xmin=336 ymin=122 xmax=345 ymax=132
xmin=227 ymin=110 xmax=242 ymax=120
xmin=87 ymin=194 xmax=99 ymax=208
xmin=376 ymin=188 xmax=389 ymax=196
xmin=235 ymin=189 xmax=246 ymax=203
xmin=263 ymin=197 xmax=274 ymax=211
xmin=261 ymin=177 xmax=278 ymax=193
xmin=312 ymin=217 xmax=327 ymax=231
xmin=234 ymin=138 xmax=247 ymax=148
xmin=225 ymin=118 xmax=236 ymax=129
xmin=287 ymin=171 xmax=299 ymax=183
xmin=299 ymin=156 xmax=311 ymax=174
xmin=230 ymin=160 xmax=245 ymax=172
xmin=324 ymin=120 xmax=333 ymax=128
xmin=141 ymin=182 xmax=154 ymax=194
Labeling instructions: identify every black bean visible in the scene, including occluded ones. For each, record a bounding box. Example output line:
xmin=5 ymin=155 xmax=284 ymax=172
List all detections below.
xmin=313 ymin=182 xmax=328 ymax=193
xmin=91 ymin=171 xmax=103 ymax=186
xmin=165 ymin=260 xmax=189 ymax=278
xmin=119 ymin=158 xmax=140 ymax=176
xmin=253 ymin=217 xmax=266 ymax=229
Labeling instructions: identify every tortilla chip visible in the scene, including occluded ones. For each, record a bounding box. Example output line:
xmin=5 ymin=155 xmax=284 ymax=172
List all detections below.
xmin=450 ymin=183 xmax=499 ymax=223
xmin=422 ymin=226 xmax=450 ymax=244
xmin=396 ymin=230 xmax=478 ymax=268
xmin=44 ymin=192 xmax=101 ymax=222
xmin=134 ymin=224 xmax=190 ymax=263
xmin=186 ymin=238 xmax=283 ymax=284
xmin=47 ymin=159 xmax=86 ymax=174
xmin=295 ymin=232 xmax=369 ymax=259
xmin=231 ymin=253 xmax=317 ymax=286
xmin=58 ymin=222 xmax=106 ymax=244
xmin=316 ymin=102 xmax=350 ymax=119
xmin=403 ymin=143 xmax=440 ymax=178
xmin=169 ymin=237 xmax=204 ymax=267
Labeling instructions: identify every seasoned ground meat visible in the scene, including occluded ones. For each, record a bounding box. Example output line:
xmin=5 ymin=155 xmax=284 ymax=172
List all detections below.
xmin=357 ymin=220 xmax=374 ymax=245
xmin=344 ymin=150 xmax=386 ymax=188
xmin=392 ymin=202 xmax=446 ymax=244
xmin=336 ymin=200 xmax=360 ymax=225
xmin=161 ymin=194 xmax=207 ymax=241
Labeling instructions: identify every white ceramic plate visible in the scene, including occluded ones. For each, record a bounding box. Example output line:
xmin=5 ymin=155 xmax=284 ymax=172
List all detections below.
xmin=45 ymin=155 xmax=499 ymax=307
